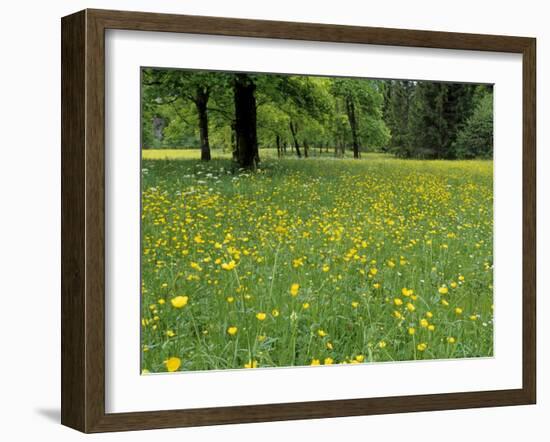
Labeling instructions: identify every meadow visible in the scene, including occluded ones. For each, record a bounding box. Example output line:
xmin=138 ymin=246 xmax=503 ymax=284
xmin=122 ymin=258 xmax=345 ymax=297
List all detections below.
xmin=140 ymin=152 xmax=493 ymax=373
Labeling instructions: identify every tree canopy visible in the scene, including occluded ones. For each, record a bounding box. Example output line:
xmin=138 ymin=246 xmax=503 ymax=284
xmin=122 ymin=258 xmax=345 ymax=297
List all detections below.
xmin=142 ymin=69 xmax=493 ymax=167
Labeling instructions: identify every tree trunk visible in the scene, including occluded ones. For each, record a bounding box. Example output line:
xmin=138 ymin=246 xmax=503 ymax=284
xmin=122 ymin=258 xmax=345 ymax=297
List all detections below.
xmin=233 ymin=74 xmax=259 ymax=169
xmin=346 ymin=97 xmax=360 ymax=159
xmin=195 ymin=87 xmax=211 ymax=161
xmin=303 ymin=139 xmax=309 ymax=158
xmin=276 ymin=134 xmax=282 ymax=158
xmin=230 ymin=120 xmax=237 ymax=161
xmin=289 ymin=121 xmax=302 ymax=158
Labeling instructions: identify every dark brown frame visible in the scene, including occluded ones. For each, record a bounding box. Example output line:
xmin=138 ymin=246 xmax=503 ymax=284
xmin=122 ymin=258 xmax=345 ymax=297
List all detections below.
xmin=61 ymin=8 xmax=536 ymax=433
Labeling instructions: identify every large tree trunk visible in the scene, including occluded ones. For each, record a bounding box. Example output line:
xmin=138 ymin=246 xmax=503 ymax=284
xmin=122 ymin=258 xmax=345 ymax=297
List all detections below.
xmin=346 ymin=97 xmax=360 ymax=159
xmin=195 ymin=87 xmax=211 ymax=161
xmin=289 ymin=121 xmax=302 ymax=158
xmin=233 ymin=74 xmax=259 ymax=169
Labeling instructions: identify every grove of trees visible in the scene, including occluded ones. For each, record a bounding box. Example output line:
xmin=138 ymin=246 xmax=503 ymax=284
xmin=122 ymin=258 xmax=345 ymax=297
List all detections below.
xmin=142 ymin=69 xmax=493 ymax=168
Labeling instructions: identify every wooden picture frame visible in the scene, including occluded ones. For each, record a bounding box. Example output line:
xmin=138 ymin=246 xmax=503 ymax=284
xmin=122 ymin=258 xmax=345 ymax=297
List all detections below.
xmin=61 ymin=8 xmax=536 ymax=433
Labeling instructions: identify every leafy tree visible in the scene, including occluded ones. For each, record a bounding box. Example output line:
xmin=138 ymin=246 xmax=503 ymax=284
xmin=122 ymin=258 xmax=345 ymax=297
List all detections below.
xmin=331 ymin=78 xmax=389 ymax=158
xmin=452 ymin=93 xmax=493 ymax=158
xmin=263 ymin=75 xmax=333 ymax=158
xmin=142 ymin=69 xmax=231 ymax=160
xmin=407 ymin=82 xmax=477 ymax=159
xmin=383 ymin=80 xmax=415 ymax=157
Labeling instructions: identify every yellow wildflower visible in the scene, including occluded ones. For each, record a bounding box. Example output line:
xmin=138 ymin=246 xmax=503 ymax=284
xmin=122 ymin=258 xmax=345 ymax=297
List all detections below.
xmin=417 ymin=343 xmax=428 ymax=352
xmin=164 ymin=357 xmax=181 ymax=372
xmin=170 ymin=295 xmax=189 ymax=308
xmin=221 ymin=260 xmax=236 ymax=271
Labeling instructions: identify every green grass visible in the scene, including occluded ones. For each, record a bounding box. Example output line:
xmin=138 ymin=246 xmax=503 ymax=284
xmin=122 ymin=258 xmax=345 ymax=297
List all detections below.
xmin=142 ymin=147 xmax=390 ymax=161
xmin=140 ymin=152 xmax=493 ymax=373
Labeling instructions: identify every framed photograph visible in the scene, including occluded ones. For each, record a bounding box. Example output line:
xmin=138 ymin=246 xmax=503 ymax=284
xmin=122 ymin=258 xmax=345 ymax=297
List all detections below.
xmin=61 ymin=9 xmax=536 ymax=432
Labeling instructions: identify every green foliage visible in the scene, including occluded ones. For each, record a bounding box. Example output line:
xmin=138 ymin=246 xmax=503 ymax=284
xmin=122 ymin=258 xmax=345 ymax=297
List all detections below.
xmin=383 ymin=80 xmax=415 ymax=156
xmin=452 ymin=93 xmax=494 ymax=158
xmin=141 ymin=68 xmax=492 ymax=160
xmin=331 ymin=78 xmax=390 ymax=154
xmin=384 ymin=81 xmax=492 ymax=159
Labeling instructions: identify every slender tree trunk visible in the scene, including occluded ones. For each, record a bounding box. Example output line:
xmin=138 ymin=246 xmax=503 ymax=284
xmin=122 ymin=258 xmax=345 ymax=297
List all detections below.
xmin=195 ymin=87 xmax=211 ymax=161
xmin=276 ymin=134 xmax=282 ymax=158
xmin=303 ymin=139 xmax=309 ymax=158
xmin=341 ymin=138 xmax=347 ymax=157
xmin=346 ymin=97 xmax=360 ymax=159
xmin=233 ymin=74 xmax=259 ymax=169
xmin=289 ymin=121 xmax=302 ymax=158
xmin=230 ymin=120 xmax=237 ymax=161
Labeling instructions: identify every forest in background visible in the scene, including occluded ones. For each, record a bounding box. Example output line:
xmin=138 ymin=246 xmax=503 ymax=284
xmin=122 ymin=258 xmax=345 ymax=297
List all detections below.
xmin=141 ymin=69 xmax=493 ymax=167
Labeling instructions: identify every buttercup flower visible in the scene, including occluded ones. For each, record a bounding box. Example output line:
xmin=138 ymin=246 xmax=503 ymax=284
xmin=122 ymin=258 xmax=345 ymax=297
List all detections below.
xmin=170 ymin=295 xmax=189 ymax=308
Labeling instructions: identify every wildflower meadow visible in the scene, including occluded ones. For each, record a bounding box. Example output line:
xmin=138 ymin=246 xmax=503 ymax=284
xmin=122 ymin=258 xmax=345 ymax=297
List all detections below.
xmin=140 ymin=152 xmax=493 ymax=373
xmin=140 ymin=69 xmax=493 ymax=373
